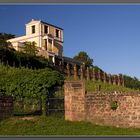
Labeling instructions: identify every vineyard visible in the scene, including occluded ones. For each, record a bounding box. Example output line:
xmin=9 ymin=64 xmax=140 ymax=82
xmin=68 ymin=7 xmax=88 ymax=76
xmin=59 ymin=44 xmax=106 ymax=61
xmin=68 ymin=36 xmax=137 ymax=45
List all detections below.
xmin=0 ymin=64 xmax=64 ymax=116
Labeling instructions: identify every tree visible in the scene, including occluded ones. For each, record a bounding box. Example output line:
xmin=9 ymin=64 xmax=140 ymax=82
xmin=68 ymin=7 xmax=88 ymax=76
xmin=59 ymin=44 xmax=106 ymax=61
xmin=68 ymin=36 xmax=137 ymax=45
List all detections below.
xmin=22 ymin=41 xmax=39 ymax=56
xmin=123 ymin=75 xmax=140 ymax=90
xmin=0 ymin=33 xmax=15 ymax=40
xmin=73 ymin=51 xmax=93 ymax=67
xmin=0 ymin=33 xmax=15 ymax=48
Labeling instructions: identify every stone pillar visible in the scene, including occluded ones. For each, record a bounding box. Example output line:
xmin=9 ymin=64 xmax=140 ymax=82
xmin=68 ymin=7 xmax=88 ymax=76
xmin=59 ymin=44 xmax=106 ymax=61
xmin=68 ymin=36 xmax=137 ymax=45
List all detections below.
xmin=122 ymin=75 xmax=125 ymax=87
xmin=92 ymin=67 xmax=95 ymax=81
xmin=86 ymin=67 xmax=90 ymax=80
xmin=118 ymin=75 xmax=121 ymax=86
xmin=103 ymin=72 xmax=106 ymax=83
xmin=98 ymin=69 xmax=101 ymax=81
xmin=74 ymin=64 xmax=77 ymax=80
xmin=66 ymin=63 xmax=70 ymax=77
xmin=64 ymin=81 xmax=85 ymax=121
xmin=80 ymin=65 xmax=83 ymax=80
xmin=108 ymin=74 xmax=112 ymax=84
xmin=113 ymin=75 xmax=116 ymax=85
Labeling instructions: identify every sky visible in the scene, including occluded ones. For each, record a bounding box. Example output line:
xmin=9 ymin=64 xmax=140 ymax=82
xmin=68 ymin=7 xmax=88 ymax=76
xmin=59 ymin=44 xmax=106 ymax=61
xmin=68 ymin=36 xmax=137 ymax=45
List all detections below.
xmin=0 ymin=4 xmax=140 ymax=79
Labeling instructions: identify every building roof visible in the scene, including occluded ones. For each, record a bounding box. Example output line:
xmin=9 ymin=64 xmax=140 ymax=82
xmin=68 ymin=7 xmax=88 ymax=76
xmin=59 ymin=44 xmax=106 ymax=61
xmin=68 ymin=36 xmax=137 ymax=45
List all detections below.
xmin=41 ymin=20 xmax=63 ymax=30
xmin=56 ymin=55 xmax=84 ymax=66
xmin=26 ymin=19 xmax=64 ymax=30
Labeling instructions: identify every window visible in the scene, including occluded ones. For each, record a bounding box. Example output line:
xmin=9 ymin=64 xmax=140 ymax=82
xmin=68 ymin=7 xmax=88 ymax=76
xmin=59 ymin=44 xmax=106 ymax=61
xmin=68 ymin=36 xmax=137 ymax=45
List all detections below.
xmin=32 ymin=25 xmax=35 ymax=34
xmin=55 ymin=29 xmax=59 ymax=38
xmin=44 ymin=25 xmax=48 ymax=34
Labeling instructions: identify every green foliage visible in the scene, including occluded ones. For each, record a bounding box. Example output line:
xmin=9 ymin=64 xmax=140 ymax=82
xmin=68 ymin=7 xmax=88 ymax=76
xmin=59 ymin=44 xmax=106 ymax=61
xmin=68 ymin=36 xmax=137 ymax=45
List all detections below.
xmin=22 ymin=41 xmax=39 ymax=56
xmin=124 ymin=75 xmax=140 ymax=90
xmin=73 ymin=51 xmax=93 ymax=67
xmin=110 ymin=101 xmax=118 ymax=110
xmin=85 ymin=80 xmax=136 ymax=93
xmin=0 ymin=45 xmax=48 ymax=69
xmin=0 ymin=64 xmax=64 ymax=98
xmin=0 ymin=33 xmax=15 ymax=40
xmin=0 ymin=33 xmax=48 ymax=69
xmin=66 ymin=77 xmax=136 ymax=93
xmin=0 ymin=64 xmax=64 ymax=116
xmin=0 ymin=32 xmax=14 ymax=48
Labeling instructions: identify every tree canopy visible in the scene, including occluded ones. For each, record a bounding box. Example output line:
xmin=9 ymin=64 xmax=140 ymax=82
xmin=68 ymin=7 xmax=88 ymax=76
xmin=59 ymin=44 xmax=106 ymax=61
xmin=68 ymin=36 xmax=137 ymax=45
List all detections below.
xmin=22 ymin=41 xmax=39 ymax=56
xmin=0 ymin=33 xmax=15 ymax=40
xmin=73 ymin=51 xmax=93 ymax=67
xmin=123 ymin=75 xmax=140 ymax=90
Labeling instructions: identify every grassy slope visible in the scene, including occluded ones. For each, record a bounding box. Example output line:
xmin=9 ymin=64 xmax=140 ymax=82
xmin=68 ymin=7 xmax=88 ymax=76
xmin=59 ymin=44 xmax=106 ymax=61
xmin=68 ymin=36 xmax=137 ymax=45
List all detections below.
xmin=85 ymin=80 xmax=137 ymax=93
xmin=66 ymin=77 xmax=137 ymax=93
xmin=0 ymin=116 xmax=140 ymax=136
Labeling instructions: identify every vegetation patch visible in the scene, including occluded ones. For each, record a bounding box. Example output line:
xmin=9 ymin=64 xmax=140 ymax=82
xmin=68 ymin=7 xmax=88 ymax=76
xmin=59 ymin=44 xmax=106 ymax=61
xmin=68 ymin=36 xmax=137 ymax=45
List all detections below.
xmin=1 ymin=116 xmax=140 ymax=135
xmin=66 ymin=77 xmax=137 ymax=93
xmin=85 ymin=80 xmax=137 ymax=93
xmin=0 ymin=64 xmax=64 ymax=116
xmin=110 ymin=101 xmax=118 ymax=110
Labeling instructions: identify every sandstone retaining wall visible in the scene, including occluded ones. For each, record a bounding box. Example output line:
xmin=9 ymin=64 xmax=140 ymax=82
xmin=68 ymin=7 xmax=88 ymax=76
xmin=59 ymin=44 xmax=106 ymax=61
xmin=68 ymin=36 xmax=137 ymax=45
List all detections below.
xmin=64 ymin=80 xmax=140 ymax=128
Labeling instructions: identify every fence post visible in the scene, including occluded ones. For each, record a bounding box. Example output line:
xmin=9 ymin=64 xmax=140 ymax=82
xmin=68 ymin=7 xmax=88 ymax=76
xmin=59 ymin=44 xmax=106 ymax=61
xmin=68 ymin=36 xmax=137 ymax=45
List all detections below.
xmin=122 ymin=75 xmax=125 ymax=87
xmin=103 ymin=72 xmax=106 ymax=83
xmin=118 ymin=75 xmax=121 ymax=86
xmin=80 ymin=65 xmax=83 ymax=80
xmin=98 ymin=69 xmax=101 ymax=81
xmin=113 ymin=75 xmax=116 ymax=85
xmin=66 ymin=63 xmax=70 ymax=77
xmin=86 ymin=67 xmax=90 ymax=80
xmin=92 ymin=67 xmax=95 ymax=81
xmin=74 ymin=64 xmax=77 ymax=80
xmin=108 ymin=74 xmax=112 ymax=84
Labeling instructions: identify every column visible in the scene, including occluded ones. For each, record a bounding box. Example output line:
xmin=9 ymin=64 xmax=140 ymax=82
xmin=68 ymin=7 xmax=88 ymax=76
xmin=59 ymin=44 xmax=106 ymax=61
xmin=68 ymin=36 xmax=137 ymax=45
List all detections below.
xmin=86 ymin=67 xmax=90 ymax=80
xmin=118 ymin=75 xmax=121 ymax=86
xmin=113 ymin=75 xmax=116 ymax=85
xmin=80 ymin=65 xmax=83 ymax=80
xmin=74 ymin=64 xmax=77 ymax=80
xmin=108 ymin=74 xmax=112 ymax=84
xmin=92 ymin=67 xmax=95 ymax=81
xmin=98 ymin=69 xmax=101 ymax=81
xmin=103 ymin=72 xmax=106 ymax=83
xmin=52 ymin=39 xmax=54 ymax=52
xmin=46 ymin=38 xmax=48 ymax=51
xmin=122 ymin=75 xmax=125 ymax=87
xmin=66 ymin=63 xmax=70 ymax=77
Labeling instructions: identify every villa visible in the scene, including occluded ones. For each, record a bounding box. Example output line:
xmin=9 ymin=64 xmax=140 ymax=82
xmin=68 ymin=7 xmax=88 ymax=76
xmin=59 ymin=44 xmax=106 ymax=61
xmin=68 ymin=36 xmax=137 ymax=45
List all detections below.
xmin=8 ymin=19 xmax=64 ymax=63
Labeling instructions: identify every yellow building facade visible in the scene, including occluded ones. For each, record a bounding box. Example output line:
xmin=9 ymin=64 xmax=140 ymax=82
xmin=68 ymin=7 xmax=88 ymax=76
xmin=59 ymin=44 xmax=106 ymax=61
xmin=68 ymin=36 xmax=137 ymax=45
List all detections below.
xmin=8 ymin=19 xmax=64 ymax=63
